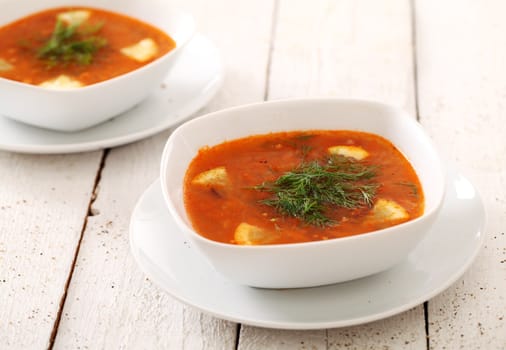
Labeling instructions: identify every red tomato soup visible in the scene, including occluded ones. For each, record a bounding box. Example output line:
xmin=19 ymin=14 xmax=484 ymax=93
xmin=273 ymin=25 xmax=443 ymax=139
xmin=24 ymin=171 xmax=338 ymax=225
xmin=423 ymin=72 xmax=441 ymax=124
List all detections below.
xmin=0 ymin=7 xmax=176 ymax=86
xmin=184 ymin=130 xmax=424 ymax=245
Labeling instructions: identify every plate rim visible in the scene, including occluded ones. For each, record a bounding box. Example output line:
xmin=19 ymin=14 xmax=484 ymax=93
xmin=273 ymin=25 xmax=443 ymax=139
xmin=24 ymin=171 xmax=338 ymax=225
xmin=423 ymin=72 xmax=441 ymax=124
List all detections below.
xmin=129 ymin=165 xmax=486 ymax=329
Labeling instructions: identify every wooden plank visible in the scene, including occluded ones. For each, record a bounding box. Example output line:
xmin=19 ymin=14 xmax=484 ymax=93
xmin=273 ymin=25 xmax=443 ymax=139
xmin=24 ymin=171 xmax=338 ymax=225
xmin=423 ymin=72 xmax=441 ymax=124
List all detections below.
xmin=267 ymin=0 xmax=416 ymax=112
xmin=238 ymin=0 xmax=427 ymax=349
xmin=415 ymin=0 xmax=506 ymax=348
xmin=0 ymin=152 xmax=102 ymax=348
xmin=239 ymin=328 xmax=327 ymax=350
xmin=51 ymin=0 xmax=275 ymax=348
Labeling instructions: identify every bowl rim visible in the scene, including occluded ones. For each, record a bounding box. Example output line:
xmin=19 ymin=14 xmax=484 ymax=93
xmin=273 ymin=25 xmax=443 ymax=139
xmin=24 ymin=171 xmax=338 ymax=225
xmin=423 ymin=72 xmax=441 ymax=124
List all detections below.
xmin=160 ymin=97 xmax=446 ymax=250
xmin=0 ymin=1 xmax=196 ymax=91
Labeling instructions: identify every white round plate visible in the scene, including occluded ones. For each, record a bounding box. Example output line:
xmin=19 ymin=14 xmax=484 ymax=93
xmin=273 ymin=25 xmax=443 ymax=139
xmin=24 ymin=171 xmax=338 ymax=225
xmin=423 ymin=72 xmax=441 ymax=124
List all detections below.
xmin=129 ymin=165 xmax=485 ymax=329
xmin=0 ymin=34 xmax=223 ymax=154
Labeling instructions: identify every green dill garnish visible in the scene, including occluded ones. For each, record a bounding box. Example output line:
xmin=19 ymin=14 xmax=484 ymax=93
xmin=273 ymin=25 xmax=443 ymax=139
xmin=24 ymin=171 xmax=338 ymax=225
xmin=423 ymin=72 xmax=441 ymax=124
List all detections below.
xmin=396 ymin=181 xmax=419 ymax=197
xmin=254 ymin=156 xmax=379 ymax=227
xmin=300 ymin=144 xmax=313 ymax=159
xmin=284 ymin=134 xmax=315 ymax=159
xmin=37 ymin=19 xmax=107 ymax=66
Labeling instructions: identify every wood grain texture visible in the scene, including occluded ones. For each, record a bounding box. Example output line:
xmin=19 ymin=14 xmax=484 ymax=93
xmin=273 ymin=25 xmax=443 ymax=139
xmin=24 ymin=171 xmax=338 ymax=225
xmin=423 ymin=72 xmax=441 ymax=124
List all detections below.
xmin=178 ymin=0 xmax=274 ymax=106
xmin=239 ymin=327 xmax=327 ymax=350
xmin=238 ymin=0 xmax=426 ymax=349
xmin=53 ymin=137 xmax=237 ymax=350
xmin=415 ymin=0 xmax=506 ymax=348
xmin=327 ymin=312 xmax=426 ymax=350
xmin=52 ymin=0 xmax=275 ymax=348
xmin=0 ymin=152 xmax=102 ymax=349
xmin=268 ymin=0 xmax=416 ymax=113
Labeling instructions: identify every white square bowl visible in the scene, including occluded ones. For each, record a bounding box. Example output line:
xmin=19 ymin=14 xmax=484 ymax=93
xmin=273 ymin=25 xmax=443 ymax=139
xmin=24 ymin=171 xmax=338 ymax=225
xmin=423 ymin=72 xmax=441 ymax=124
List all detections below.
xmin=0 ymin=0 xmax=195 ymax=131
xmin=160 ymin=98 xmax=445 ymax=288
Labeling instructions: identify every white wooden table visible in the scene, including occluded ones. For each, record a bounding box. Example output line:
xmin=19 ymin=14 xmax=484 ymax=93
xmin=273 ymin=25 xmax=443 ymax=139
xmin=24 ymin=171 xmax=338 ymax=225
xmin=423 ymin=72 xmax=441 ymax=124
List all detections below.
xmin=1 ymin=0 xmax=505 ymax=348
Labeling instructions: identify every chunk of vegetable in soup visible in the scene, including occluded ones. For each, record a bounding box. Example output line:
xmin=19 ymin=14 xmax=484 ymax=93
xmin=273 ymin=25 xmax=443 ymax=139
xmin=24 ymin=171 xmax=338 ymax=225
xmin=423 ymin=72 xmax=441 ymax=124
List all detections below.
xmin=0 ymin=7 xmax=176 ymax=87
xmin=183 ymin=130 xmax=425 ymax=245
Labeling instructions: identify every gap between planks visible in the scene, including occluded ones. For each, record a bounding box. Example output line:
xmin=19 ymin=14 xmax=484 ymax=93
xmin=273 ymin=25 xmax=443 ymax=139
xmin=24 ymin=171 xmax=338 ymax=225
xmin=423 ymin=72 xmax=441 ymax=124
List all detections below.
xmin=263 ymin=0 xmax=280 ymax=102
xmin=410 ymin=0 xmax=421 ymax=123
xmin=411 ymin=0 xmax=429 ymax=348
xmin=47 ymin=149 xmax=110 ymax=350
xmin=234 ymin=324 xmax=242 ymax=350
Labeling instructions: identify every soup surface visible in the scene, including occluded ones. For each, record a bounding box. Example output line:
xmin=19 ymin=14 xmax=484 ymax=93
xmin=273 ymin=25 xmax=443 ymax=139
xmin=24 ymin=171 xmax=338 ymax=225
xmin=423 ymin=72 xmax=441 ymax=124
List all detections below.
xmin=0 ymin=7 xmax=176 ymax=87
xmin=184 ymin=130 xmax=424 ymax=245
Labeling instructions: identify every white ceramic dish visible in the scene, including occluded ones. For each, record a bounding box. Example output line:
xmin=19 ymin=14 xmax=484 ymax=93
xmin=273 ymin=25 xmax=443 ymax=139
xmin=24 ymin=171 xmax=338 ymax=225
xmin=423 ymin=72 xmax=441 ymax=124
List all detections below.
xmin=160 ymin=99 xmax=445 ymax=288
xmin=0 ymin=0 xmax=195 ymax=131
xmin=130 ymin=165 xmax=484 ymax=329
xmin=0 ymin=34 xmax=222 ymax=154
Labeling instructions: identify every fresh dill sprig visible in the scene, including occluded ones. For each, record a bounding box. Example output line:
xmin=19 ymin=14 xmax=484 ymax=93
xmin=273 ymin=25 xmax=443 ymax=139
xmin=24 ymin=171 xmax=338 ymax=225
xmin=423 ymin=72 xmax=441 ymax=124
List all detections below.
xmin=396 ymin=181 xmax=419 ymax=197
xmin=283 ymin=134 xmax=315 ymax=160
xmin=37 ymin=19 xmax=106 ymax=66
xmin=254 ymin=155 xmax=379 ymax=227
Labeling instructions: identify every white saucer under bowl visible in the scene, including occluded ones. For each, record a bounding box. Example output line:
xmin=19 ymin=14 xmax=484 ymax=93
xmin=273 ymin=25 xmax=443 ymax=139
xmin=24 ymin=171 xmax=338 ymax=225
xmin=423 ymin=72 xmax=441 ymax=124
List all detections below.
xmin=129 ymin=165 xmax=485 ymax=329
xmin=0 ymin=34 xmax=223 ymax=154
